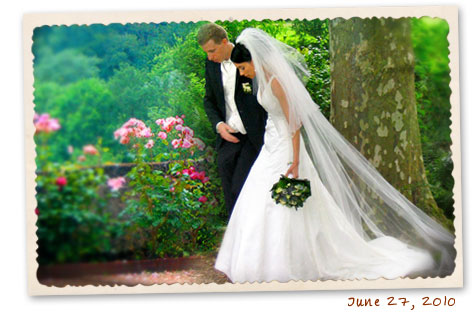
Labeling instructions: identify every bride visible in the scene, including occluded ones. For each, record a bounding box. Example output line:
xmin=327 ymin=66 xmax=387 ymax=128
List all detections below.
xmin=214 ymin=28 xmax=456 ymax=283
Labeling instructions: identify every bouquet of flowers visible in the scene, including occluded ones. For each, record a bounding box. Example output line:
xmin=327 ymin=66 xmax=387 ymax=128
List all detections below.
xmin=270 ymin=175 xmax=312 ymax=210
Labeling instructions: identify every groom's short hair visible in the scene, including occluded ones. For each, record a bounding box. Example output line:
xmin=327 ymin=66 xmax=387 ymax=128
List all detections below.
xmin=197 ymin=23 xmax=228 ymax=46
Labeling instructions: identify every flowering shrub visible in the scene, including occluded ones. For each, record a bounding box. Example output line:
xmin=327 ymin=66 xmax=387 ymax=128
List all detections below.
xmin=107 ymin=177 xmax=126 ymax=191
xmin=83 ymin=144 xmax=99 ymax=155
xmin=116 ymin=115 xmax=225 ymax=258
xmin=34 ymin=113 xmax=61 ymax=134
xmin=35 ymin=166 xmax=123 ymax=264
xmin=35 ymin=112 xmax=225 ymax=264
xmin=35 ymin=113 xmax=124 ymax=264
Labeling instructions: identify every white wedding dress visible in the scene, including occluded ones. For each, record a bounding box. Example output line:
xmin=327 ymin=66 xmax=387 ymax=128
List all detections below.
xmin=214 ymin=76 xmax=436 ymax=283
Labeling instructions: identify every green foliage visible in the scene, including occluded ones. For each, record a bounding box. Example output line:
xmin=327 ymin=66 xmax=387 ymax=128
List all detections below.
xmin=33 ymin=23 xmax=196 ymax=79
xmin=108 ymin=64 xmax=154 ymax=122
xmin=35 ymin=133 xmax=123 ymax=265
xmin=293 ymin=19 xmax=331 ymax=117
xmin=34 ymin=78 xmax=121 ymax=162
xmin=33 ymin=81 xmax=62 ymax=114
xmin=34 ymin=48 xmax=100 ymax=85
xmin=412 ymin=17 xmax=454 ymax=218
xmin=36 ymin=167 xmax=123 ymax=264
xmin=116 ymin=117 xmax=226 ymax=258
xmin=148 ymin=29 xmax=215 ymax=146
xmin=120 ymin=158 xmax=224 ymax=258
xmin=35 ymin=111 xmax=226 ymax=264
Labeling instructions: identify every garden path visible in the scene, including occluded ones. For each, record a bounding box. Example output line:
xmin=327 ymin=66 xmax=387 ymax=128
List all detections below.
xmin=37 ymin=254 xmax=230 ymax=286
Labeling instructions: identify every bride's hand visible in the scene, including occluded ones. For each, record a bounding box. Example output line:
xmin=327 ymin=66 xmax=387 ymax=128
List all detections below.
xmin=285 ymin=162 xmax=299 ymax=179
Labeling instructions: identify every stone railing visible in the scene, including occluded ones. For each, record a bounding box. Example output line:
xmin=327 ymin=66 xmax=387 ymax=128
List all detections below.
xmin=89 ymin=158 xmax=211 ymax=177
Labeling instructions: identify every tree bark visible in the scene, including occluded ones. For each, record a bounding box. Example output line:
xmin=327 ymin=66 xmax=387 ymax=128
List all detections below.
xmin=329 ymin=17 xmax=450 ymax=227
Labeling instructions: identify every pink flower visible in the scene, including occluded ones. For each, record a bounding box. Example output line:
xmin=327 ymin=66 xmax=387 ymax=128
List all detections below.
xmin=182 ymin=138 xmax=193 ymax=149
xmin=166 ymin=117 xmax=177 ymax=124
xmin=158 ymin=132 xmax=167 ymax=140
xmin=182 ymin=126 xmax=194 ymax=136
xmin=34 ymin=113 xmax=61 ymax=133
xmin=171 ymin=139 xmax=182 ymax=149
xmin=35 ymin=208 xmax=39 ymax=215
xmin=124 ymin=118 xmax=145 ymax=129
xmin=198 ymin=196 xmax=208 ymax=203
xmin=78 ymin=155 xmax=86 ymax=162
xmin=83 ymin=144 xmax=98 ymax=155
xmin=160 ymin=117 xmax=178 ymax=132
xmin=139 ymin=127 xmax=153 ymax=138
xmin=114 ymin=118 xmax=151 ymax=144
xmin=55 ymin=176 xmax=67 ymax=187
xmin=202 ymin=177 xmax=210 ymax=184
xmin=120 ymin=136 xmax=130 ymax=145
xmin=190 ymin=171 xmax=206 ymax=181
xmin=114 ymin=127 xmax=129 ymax=139
xmin=175 ymin=116 xmax=184 ymax=125
xmin=170 ymin=187 xmax=175 ymax=192
xmin=156 ymin=116 xmax=186 ymax=133
xmin=182 ymin=169 xmax=191 ymax=176
xmin=67 ymin=145 xmax=74 ymax=154
xmin=107 ymin=177 xmax=126 ymax=191
xmin=145 ymin=140 xmax=154 ymax=149
xmin=48 ymin=118 xmax=60 ymax=131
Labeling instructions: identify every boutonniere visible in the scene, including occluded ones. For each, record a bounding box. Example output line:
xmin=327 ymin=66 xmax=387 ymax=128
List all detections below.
xmin=242 ymin=82 xmax=252 ymax=94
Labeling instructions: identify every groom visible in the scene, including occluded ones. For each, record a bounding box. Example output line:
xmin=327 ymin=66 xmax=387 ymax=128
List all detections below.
xmin=197 ymin=23 xmax=267 ymax=217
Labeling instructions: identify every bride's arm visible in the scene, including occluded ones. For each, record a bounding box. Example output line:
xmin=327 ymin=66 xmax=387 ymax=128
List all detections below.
xmin=270 ymin=78 xmax=300 ymax=178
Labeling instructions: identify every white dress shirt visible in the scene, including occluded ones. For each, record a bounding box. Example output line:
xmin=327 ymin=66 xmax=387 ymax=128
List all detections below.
xmin=218 ymin=59 xmax=247 ymax=135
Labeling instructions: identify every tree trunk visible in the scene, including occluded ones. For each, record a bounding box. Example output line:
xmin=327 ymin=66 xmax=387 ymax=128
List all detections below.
xmin=329 ymin=17 xmax=450 ymax=227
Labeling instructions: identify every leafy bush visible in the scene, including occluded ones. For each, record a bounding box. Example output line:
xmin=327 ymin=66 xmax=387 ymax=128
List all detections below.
xmin=114 ymin=116 xmax=226 ymax=258
xmin=36 ymin=167 xmax=123 ymax=264
xmin=412 ymin=17 xmax=454 ymax=217
xmin=35 ymin=112 xmax=226 ymax=264
xmin=35 ymin=114 xmax=123 ymax=265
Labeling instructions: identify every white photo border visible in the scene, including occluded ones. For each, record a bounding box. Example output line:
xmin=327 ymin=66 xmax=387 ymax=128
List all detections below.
xmin=23 ymin=5 xmax=463 ymax=296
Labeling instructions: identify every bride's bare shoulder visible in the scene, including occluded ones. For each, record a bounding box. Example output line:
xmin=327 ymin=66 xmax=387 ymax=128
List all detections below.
xmin=270 ymin=76 xmax=285 ymax=99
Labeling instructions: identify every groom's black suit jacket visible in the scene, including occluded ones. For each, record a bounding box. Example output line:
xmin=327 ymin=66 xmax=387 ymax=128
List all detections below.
xmin=203 ymin=59 xmax=267 ymax=151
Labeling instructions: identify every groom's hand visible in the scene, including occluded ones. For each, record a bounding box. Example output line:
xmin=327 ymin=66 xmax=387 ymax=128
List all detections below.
xmin=218 ymin=123 xmax=240 ymax=143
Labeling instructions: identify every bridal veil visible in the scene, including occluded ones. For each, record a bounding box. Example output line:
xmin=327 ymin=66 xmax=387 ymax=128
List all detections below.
xmin=236 ymin=28 xmax=455 ymax=277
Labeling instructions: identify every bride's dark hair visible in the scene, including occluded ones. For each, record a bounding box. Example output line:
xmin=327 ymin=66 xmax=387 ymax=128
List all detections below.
xmin=231 ymin=43 xmax=252 ymax=63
